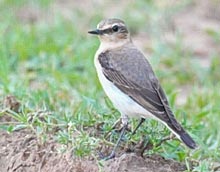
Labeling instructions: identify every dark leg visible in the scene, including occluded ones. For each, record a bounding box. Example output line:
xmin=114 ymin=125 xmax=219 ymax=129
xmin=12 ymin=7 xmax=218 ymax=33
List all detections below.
xmin=103 ymin=122 xmax=128 ymax=160
xmin=131 ymin=118 xmax=145 ymax=135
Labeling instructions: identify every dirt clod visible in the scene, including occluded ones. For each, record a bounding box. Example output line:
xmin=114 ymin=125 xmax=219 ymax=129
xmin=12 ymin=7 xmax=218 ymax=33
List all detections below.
xmin=104 ymin=153 xmax=186 ymax=172
xmin=3 ymin=95 xmax=21 ymax=113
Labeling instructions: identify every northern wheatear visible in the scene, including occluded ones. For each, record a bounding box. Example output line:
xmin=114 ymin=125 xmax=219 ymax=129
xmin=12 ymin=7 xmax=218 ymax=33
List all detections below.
xmin=88 ymin=18 xmax=197 ymax=159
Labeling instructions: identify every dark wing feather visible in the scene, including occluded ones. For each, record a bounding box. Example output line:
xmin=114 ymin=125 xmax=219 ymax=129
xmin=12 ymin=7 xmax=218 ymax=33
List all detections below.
xmin=98 ymin=48 xmax=181 ymax=131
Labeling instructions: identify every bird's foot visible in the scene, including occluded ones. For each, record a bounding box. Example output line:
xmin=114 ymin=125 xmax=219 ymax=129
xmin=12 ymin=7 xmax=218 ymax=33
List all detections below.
xmin=99 ymin=151 xmax=115 ymax=160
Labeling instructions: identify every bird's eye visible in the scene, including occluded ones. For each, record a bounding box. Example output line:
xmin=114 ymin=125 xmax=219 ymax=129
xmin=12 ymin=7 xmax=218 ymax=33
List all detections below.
xmin=112 ymin=25 xmax=119 ymax=32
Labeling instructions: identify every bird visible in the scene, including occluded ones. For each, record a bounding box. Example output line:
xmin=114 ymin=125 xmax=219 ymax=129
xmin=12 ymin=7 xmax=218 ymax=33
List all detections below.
xmin=88 ymin=18 xmax=197 ymax=159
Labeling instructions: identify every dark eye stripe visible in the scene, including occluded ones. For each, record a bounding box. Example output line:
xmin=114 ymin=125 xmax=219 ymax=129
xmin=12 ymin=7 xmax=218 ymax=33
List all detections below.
xmin=100 ymin=26 xmax=128 ymax=34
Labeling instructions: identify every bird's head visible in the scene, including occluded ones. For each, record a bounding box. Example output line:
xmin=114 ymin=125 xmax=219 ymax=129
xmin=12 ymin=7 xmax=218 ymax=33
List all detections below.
xmin=88 ymin=18 xmax=131 ymax=44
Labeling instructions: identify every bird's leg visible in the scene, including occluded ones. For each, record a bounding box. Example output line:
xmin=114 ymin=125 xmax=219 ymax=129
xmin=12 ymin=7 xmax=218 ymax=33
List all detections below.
xmin=104 ymin=122 xmax=128 ymax=160
xmin=131 ymin=118 xmax=145 ymax=135
xmin=103 ymin=116 xmax=128 ymax=160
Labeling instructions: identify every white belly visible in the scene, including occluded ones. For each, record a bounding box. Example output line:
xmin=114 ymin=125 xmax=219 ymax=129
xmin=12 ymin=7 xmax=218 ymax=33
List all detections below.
xmin=94 ymin=53 xmax=154 ymax=119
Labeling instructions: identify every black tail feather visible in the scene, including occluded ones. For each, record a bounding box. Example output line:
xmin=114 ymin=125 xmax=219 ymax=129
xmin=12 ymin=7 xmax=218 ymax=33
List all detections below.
xmin=167 ymin=122 xmax=197 ymax=149
xmin=180 ymin=132 xmax=197 ymax=149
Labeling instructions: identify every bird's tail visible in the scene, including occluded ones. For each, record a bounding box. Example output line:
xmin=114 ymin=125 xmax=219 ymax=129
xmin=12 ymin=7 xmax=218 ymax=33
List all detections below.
xmin=179 ymin=129 xmax=197 ymax=149
xmin=167 ymin=122 xmax=197 ymax=149
xmin=155 ymin=84 xmax=197 ymax=149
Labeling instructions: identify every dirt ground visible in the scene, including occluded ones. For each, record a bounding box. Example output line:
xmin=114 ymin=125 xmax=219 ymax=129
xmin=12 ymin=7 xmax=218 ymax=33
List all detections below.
xmin=0 ymin=96 xmax=186 ymax=172
xmin=0 ymin=98 xmax=186 ymax=172
xmin=0 ymin=129 xmax=186 ymax=172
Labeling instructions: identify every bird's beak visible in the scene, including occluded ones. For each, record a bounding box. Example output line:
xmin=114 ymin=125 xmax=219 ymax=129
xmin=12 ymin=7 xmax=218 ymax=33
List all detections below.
xmin=88 ymin=29 xmax=103 ymax=35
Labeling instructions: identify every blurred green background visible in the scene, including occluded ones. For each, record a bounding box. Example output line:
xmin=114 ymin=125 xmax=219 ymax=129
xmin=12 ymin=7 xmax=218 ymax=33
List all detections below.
xmin=0 ymin=0 xmax=220 ymax=171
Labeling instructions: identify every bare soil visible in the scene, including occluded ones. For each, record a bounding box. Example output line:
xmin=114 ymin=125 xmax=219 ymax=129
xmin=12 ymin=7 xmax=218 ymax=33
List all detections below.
xmin=0 ymin=129 xmax=186 ymax=172
xmin=0 ymin=95 xmax=186 ymax=172
xmin=0 ymin=94 xmax=185 ymax=171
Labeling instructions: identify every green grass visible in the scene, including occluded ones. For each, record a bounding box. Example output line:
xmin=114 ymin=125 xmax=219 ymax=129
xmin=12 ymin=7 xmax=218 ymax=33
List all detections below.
xmin=0 ymin=0 xmax=220 ymax=171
